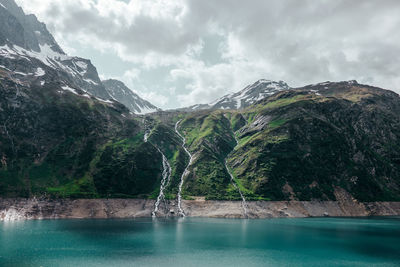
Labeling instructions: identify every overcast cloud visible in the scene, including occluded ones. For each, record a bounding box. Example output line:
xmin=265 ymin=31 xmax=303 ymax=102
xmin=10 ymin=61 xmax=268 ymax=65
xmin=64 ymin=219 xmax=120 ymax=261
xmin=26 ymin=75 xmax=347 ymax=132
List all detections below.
xmin=16 ymin=0 xmax=400 ymax=109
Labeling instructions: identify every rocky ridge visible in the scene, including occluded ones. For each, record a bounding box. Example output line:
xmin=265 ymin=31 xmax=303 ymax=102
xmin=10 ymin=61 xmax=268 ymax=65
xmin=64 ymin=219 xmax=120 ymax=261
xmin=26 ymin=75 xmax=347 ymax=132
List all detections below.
xmin=184 ymin=79 xmax=290 ymax=111
xmin=102 ymin=79 xmax=159 ymax=114
xmin=0 ymin=0 xmax=110 ymax=99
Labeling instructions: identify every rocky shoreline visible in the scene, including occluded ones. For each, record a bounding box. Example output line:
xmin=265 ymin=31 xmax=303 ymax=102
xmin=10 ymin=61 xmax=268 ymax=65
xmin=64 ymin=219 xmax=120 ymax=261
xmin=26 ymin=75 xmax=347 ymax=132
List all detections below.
xmin=1 ymin=197 xmax=400 ymax=221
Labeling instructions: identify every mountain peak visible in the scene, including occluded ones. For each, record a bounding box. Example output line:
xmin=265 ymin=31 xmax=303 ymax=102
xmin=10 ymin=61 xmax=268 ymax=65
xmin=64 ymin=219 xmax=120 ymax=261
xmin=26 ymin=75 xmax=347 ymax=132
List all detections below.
xmin=102 ymin=79 xmax=160 ymax=114
xmin=0 ymin=0 xmax=111 ymax=100
xmin=186 ymin=79 xmax=291 ymax=111
xmin=0 ymin=0 xmax=64 ymax=54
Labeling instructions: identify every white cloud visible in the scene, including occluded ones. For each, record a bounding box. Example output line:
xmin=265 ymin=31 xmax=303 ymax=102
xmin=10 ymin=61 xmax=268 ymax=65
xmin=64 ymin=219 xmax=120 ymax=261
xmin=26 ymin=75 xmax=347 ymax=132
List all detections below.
xmin=139 ymin=91 xmax=169 ymax=107
xmin=123 ymin=68 xmax=141 ymax=81
xmin=15 ymin=0 xmax=400 ymax=109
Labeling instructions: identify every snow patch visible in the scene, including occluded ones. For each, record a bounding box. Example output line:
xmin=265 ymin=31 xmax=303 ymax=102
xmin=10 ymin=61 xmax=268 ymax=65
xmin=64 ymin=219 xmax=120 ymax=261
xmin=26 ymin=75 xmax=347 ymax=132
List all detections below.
xmin=0 ymin=45 xmax=18 ymax=59
xmin=236 ymin=98 xmax=241 ymax=109
xmin=61 ymin=85 xmax=79 ymax=95
xmin=310 ymin=89 xmax=321 ymax=96
xmin=135 ymin=105 xmax=158 ymax=115
xmin=74 ymin=61 xmax=88 ymax=76
xmin=83 ymin=78 xmax=98 ymax=85
xmin=75 ymin=61 xmax=88 ymax=70
xmin=0 ymin=65 xmax=11 ymax=71
xmin=0 ymin=44 xmax=69 ymax=69
xmin=95 ymin=97 xmax=113 ymax=104
xmin=14 ymin=71 xmax=27 ymax=76
xmin=34 ymin=67 xmax=45 ymax=77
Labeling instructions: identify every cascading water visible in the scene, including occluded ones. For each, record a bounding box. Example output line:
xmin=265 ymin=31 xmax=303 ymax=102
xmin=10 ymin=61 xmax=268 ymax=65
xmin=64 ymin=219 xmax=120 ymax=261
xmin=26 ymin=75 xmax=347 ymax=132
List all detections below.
xmin=142 ymin=118 xmax=172 ymax=217
xmin=225 ymin=135 xmax=249 ymax=218
xmin=144 ymin=131 xmax=149 ymax=143
xmin=174 ymin=120 xmax=193 ymax=217
xmin=152 ymin=148 xmax=172 ymax=217
xmin=143 ymin=118 xmax=150 ymax=143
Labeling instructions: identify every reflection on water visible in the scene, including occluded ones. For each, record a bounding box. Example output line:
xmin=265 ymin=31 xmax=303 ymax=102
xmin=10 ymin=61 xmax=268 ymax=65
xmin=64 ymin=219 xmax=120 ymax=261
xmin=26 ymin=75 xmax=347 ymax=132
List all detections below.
xmin=1 ymin=217 xmax=400 ymax=266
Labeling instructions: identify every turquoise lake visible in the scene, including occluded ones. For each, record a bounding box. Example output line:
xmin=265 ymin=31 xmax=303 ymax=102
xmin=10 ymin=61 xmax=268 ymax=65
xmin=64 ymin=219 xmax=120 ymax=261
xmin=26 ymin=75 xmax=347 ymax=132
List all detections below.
xmin=1 ymin=217 xmax=400 ymax=266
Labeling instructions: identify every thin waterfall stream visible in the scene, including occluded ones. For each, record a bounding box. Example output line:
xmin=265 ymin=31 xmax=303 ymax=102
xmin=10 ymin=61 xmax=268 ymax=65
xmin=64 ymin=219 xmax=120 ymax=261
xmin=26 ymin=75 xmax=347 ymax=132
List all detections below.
xmin=143 ymin=119 xmax=172 ymax=217
xmin=174 ymin=120 xmax=193 ymax=217
xmin=143 ymin=117 xmax=150 ymax=143
xmin=225 ymin=134 xmax=249 ymax=218
xmin=152 ymin=147 xmax=172 ymax=217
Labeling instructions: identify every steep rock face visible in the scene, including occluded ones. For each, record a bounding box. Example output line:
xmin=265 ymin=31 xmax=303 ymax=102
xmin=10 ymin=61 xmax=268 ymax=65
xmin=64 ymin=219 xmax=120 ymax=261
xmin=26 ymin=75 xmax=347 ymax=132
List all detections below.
xmin=102 ymin=79 xmax=159 ymax=114
xmin=0 ymin=0 xmax=63 ymax=53
xmin=0 ymin=0 xmax=111 ymax=99
xmin=0 ymin=71 xmax=163 ymax=198
xmin=185 ymin=79 xmax=290 ymax=111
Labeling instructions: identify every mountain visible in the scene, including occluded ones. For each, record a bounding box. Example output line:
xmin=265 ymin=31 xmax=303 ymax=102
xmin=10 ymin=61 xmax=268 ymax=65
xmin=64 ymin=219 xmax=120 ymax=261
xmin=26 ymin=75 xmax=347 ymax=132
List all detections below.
xmin=1 ymin=0 xmax=400 ymax=204
xmin=158 ymin=81 xmax=400 ymax=201
xmin=227 ymin=81 xmax=400 ymax=201
xmin=0 ymin=0 xmax=111 ymax=99
xmin=0 ymin=0 xmax=164 ymax=198
xmin=185 ymin=79 xmax=290 ymax=111
xmin=102 ymin=79 xmax=159 ymax=114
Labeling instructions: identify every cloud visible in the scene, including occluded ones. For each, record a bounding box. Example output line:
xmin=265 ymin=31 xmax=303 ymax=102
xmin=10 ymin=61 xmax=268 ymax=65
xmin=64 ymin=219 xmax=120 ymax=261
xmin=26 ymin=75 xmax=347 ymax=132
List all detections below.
xmin=188 ymin=0 xmax=400 ymax=88
xmin=15 ymin=0 xmax=400 ymax=108
xmin=16 ymin=0 xmax=199 ymax=63
xmin=123 ymin=68 xmax=141 ymax=82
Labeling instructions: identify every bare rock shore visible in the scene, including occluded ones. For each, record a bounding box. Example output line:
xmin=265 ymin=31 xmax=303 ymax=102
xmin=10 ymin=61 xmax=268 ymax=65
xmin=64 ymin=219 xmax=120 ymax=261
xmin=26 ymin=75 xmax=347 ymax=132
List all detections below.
xmin=1 ymin=197 xmax=399 ymax=221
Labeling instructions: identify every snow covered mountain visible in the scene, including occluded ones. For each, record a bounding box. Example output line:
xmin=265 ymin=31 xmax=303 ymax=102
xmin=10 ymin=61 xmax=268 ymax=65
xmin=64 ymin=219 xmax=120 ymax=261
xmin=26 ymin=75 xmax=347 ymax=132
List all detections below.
xmin=186 ymin=79 xmax=291 ymax=111
xmin=0 ymin=0 xmax=111 ymax=100
xmin=102 ymin=79 xmax=159 ymax=114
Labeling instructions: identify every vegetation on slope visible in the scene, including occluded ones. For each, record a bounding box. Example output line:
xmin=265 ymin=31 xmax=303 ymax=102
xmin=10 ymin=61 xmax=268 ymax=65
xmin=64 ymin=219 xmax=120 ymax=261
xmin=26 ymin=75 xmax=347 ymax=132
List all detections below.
xmin=147 ymin=121 xmax=188 ymax=199
xmin=0 ymin=76 xmax=162 ymax=198
xmin=227 ymin=83 xmax=400 ymax=201
xmin=1 ymin=77 xmax=400 ymax=202
xmin=177 ymin=111 xmax=244 ymax=200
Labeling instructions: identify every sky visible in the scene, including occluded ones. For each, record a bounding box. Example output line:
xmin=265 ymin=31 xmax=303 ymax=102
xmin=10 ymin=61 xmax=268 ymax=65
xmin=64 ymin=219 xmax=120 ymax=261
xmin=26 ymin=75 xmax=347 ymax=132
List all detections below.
xmin=15 ymin=0 xmax=400 ymax=109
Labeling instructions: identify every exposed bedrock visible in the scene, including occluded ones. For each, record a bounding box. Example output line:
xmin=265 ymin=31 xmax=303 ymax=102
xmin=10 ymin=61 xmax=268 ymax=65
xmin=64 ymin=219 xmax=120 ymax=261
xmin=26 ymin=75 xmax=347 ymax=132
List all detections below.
xmin=1 ymin=198 xmax=399 ymax=221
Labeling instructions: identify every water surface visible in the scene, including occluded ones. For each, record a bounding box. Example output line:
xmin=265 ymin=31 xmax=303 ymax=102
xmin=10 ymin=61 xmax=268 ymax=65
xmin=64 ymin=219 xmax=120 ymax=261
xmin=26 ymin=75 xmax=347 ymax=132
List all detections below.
xmin=1 ymin=217 xmax=399 ymax=266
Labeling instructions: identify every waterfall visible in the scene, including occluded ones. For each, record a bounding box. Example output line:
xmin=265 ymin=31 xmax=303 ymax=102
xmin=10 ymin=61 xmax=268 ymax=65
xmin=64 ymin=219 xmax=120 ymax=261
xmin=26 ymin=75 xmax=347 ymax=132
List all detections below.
xmin=152 ymin=148 xmax=172 ymax=217
xmin=144 ymin=131 xmax=149 ymax=143
xmin=143 ymin=118 xmax=150 ymax=143
xmin=142 ymin=118 xmax=172 ymax=217
xmin=174 ymin=120 xmax=193 ymax=217
xmin=225 ymin=135 xmax=248 ymax=218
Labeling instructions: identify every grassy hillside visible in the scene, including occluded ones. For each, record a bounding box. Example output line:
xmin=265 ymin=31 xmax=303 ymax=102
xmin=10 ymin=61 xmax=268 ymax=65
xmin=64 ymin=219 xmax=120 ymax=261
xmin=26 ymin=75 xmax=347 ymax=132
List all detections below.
xmin=227 ymin=83 xmax=400 ymax=201
xmin=1 ymin=76 xmax=400 ymax=202
xmin=147 ymin=121 xmax=188 ymax=199
xmin=177 ymin=111 xmax=239 ymax=199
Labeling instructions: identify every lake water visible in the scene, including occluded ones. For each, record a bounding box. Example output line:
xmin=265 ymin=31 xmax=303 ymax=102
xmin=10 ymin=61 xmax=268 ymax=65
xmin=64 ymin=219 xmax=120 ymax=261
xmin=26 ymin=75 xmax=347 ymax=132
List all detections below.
xmin=1 ymin=217 xmax=399 ymax=266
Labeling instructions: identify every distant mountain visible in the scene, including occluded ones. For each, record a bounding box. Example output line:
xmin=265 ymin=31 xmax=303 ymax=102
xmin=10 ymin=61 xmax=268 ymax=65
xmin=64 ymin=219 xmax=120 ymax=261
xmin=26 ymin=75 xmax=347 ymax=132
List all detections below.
xmin=0 ymin=0 xmax=111 ymax=99
xmin=185 ymin=79 xmax=290 ymax=111
xmin=102 ymin=79 xmax=159 ymax=114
